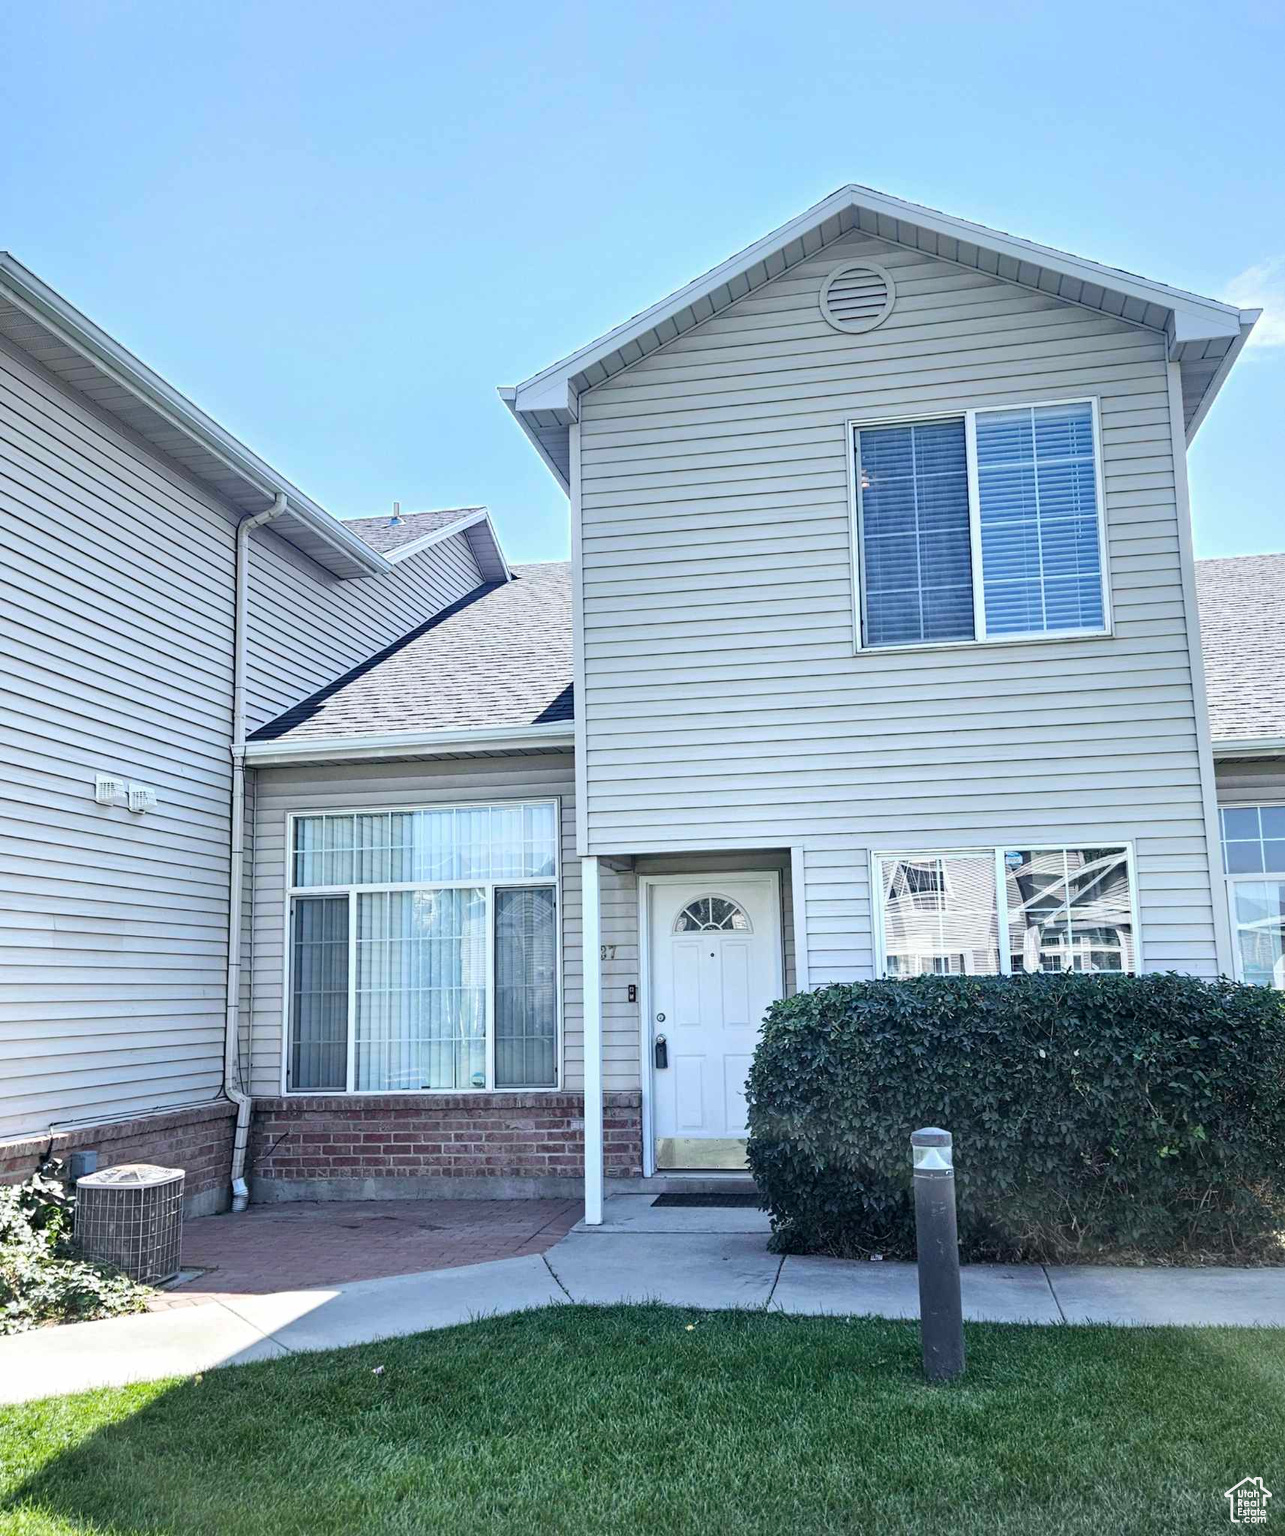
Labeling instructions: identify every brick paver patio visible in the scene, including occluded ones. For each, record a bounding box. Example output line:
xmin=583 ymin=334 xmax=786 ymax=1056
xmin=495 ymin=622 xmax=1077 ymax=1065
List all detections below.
xmin=151 ymin=1198 xmax=580 ymax=1309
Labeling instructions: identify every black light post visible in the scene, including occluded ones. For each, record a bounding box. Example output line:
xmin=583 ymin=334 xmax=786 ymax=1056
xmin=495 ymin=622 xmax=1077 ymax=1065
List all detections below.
xmin=911 ymin=1126 xmax=965 ymax=1382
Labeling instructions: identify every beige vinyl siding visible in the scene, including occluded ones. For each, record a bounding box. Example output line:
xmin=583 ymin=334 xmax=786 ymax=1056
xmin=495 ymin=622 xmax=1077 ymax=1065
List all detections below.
xmin=0 ymin=339 xmax=484 ymax=1139
xmin=577 ymin=229 xmax=1219 ymax=979
xmin=0 ymin=342 xmax=239 ymax=1137
xmin=1215 ymin=758 xmax=1285 ymax=807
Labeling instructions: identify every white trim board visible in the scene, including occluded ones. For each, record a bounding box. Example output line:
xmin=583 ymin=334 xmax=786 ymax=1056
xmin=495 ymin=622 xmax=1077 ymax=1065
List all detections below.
xmin=382 ymin=508 xmax=511 ymax=584
xmin=1212 ymin=737 xmax=1285 ymax=760
xmin=244 ymin=722 xmax=575 ymax=767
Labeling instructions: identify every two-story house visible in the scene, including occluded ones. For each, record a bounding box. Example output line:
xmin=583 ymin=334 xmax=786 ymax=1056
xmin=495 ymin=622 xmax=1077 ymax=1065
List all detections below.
xmin=2 ymin=186 xmax=1278 ymax=1225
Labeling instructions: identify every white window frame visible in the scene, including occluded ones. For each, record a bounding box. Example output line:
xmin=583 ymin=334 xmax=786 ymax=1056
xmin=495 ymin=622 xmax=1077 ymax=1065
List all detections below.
xmin=846 ymin=395 xmax=1112 ymax=654
xmin=1221 ymin=801 xmax=1285 ymax=989
xmin=281 ymin=799 xmax=563 ymax=1095
xmin=872 ymin=842 xmax=1141 ymax=978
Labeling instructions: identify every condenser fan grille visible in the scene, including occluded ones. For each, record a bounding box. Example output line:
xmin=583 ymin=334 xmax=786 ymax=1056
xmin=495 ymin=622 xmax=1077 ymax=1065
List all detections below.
xmin=74 ymin=1163 xmax=184 ymax=1284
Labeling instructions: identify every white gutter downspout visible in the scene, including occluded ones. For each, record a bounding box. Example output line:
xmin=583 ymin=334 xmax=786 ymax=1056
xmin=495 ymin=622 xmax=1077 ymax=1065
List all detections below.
xmin=225 ymin=493 xmax=288 ymax=1212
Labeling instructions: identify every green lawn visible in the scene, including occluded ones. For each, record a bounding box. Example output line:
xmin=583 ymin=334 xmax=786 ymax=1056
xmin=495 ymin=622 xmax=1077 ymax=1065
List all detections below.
xmin=0 ymin=1305 xmax=1281 ymax=1535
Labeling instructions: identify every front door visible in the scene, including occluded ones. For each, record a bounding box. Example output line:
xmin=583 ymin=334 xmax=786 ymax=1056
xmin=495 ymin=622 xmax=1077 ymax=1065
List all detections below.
xmin=647 ymin=875 xmax=783 ymax=1171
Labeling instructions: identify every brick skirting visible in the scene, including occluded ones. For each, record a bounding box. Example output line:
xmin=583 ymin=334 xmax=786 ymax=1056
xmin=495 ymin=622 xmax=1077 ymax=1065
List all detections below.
xmin=0 ymin=1101 xmax=238 ymax=1217
xmin=249 ymin=1091 xmax=644 ymax=1191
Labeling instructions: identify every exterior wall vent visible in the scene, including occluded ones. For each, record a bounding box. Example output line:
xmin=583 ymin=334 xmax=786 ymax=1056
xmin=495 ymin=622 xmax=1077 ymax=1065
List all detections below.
xmin=819 ymin=261 xmax=896 ymax=334
xmin=127 ymin=784 xmax=158 ymax=814
xmin=94 ymin=774 xmax=127 ymax=807
xmin=73 ymin=1163 xmax=184 ymax=1283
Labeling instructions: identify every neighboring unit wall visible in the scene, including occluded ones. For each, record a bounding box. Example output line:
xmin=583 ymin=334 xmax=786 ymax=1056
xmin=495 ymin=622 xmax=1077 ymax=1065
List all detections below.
xmin=0 ymin=338 xmax=240 ymax=1140
xmin=243 ymin=524 xmax=482 ymax=733
xmin=0 ymin=336 xmax=485 ymax=1142
xmin=575 ymin=228 xmax=1222 ymax=978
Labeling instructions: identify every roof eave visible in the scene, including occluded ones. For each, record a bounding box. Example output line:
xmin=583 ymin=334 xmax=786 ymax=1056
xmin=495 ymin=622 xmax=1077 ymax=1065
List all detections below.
xmin=498 ymin=388 xmax=571 ymax=494
xmin=502 ymin=185 xmax=1250 ymax=489
xmin=1184 ymin=311 xmax=1261 ymax=443
xmin=1210 ymin=735 xmax=1285 ymax=760
xmin=243 ymin=720 xmax=575 ymax=767
xmin=0 ymin=252 xmax=388 ymax=579
xmin=511 ymin=185 xmax=1244 ymax=408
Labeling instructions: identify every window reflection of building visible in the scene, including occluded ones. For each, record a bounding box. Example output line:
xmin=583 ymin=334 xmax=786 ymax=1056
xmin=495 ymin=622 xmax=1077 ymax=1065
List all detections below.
xmin=877 ymin=846 xmax=1135 ymax=978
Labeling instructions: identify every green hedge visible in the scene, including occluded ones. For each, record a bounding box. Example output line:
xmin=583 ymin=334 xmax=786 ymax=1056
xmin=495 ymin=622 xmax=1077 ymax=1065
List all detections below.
xmin=745 ymin=973 xmax=1285 ymax=1263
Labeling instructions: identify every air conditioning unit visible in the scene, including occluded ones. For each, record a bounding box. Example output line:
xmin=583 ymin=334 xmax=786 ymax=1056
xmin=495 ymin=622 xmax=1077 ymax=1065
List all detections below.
xmin=73 ymin=1163 xmax=185 ymax=1283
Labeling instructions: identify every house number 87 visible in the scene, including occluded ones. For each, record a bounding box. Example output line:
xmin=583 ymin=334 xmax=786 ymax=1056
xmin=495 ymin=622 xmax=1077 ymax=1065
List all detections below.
xmin=600 ymin=944 xmax=617 ymax=961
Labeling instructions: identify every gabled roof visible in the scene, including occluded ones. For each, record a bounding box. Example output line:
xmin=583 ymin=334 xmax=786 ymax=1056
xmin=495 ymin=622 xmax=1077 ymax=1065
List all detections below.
xmin=344 ymin=506 xmax=486 ymax=553
xmin=0 ymin=254 xmax=507 ymax=584
xmin=247 ymin=561 xmax=572 ymax=760
xmin=1196 ymin=553 xmax=1285 ymax=752
xmin=501 ymin=184 xmax=1259 ymax=492
xmin=343 ymin=506 xmax=509 ymax=582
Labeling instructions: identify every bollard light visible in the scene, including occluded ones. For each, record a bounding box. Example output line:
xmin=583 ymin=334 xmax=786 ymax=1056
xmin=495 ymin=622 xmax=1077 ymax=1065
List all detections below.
xmin=911 ymin=1126 xmax=965 ymax=1383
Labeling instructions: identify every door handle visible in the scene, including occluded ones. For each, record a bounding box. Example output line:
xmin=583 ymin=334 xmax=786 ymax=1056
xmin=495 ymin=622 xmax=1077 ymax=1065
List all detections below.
xmin=654 ymin=1034 xmax=668 ymax=1070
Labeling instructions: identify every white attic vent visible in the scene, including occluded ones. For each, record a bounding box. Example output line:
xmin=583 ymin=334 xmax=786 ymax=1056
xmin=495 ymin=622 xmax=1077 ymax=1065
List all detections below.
xmin=819 ymin=261 xmax=895 ymax=334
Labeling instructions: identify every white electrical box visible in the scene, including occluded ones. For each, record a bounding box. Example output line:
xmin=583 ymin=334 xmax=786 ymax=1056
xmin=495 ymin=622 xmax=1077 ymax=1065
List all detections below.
xmin=94 ymin=774 xmax=128 ymax=807
xmin=127 ymin=784 xmax=158 ymax=814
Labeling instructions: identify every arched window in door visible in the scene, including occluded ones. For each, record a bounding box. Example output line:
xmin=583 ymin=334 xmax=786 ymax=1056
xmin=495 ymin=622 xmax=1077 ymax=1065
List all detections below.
xmin=673 ymin=895 xmax=752 ymax=933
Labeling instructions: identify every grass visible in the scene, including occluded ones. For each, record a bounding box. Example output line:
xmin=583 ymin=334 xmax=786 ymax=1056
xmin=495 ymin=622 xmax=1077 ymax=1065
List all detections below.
xmin=0 ymin=1305 xmax=1281 ymax=1535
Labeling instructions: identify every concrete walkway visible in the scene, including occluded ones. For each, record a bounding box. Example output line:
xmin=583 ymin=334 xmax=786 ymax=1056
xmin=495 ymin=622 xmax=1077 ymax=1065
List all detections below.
xmin=2 ymin=1194 xmax=1283 ymax=1405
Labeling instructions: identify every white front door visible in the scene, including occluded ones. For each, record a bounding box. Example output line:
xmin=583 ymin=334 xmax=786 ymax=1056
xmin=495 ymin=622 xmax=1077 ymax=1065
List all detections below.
xmin=646 ymin=875 xmax=783 ymax=1170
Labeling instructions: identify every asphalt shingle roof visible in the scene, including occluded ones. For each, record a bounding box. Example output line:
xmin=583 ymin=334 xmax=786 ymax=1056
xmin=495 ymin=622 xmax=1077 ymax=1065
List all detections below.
xmin=341 ymin=507 xmax=484 ymax=554
xmin=1196 ymin=553 xmax=1285 ymax=743
xmin=256 ymin=550 xmax=1282 ymax=751
xmin=252 ymin=561 xmax=572 ymax=742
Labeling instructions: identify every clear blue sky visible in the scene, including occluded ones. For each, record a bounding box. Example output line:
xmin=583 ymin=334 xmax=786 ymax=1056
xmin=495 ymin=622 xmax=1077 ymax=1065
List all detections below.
xmin=4 ymin=1 xmax=1282 ymax=563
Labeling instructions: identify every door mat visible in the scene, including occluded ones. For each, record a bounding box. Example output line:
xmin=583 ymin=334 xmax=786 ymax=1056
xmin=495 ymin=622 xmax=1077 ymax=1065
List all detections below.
xmin=650 ymin=1193 xmax=762 ymax=1208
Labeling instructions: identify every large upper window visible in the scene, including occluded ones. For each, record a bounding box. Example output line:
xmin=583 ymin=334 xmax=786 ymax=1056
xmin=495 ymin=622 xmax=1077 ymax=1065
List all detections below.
xmin=288 ymin=803 xmax=559 ymax=1093
xmin=874 ymin=845 xmax=1135 ymax=977
xmin=1220 ymin=805 xmax=1285 ymax=990
xmin=854 ymin=400 xmax=1107 ymax=649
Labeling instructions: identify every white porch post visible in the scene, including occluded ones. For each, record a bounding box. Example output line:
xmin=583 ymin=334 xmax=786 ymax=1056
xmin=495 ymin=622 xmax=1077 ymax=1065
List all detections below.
xmin=581 ymin=854 xmax=604 ymax=1225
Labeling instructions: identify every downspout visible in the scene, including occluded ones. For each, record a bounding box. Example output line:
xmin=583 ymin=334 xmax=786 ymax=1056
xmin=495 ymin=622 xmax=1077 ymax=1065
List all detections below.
xmin=225 ymin=493 xmax=288 ymax=1211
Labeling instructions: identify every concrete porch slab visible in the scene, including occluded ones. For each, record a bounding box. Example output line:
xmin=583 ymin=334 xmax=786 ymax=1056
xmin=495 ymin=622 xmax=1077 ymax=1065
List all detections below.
xmin=1045 ymin=1264 xmax=1285 ymax=1326
xmin=573 ymin=1193 xmax=772 ymax=1235
xmin=547 ymin=1232 xmax=781 ymax=1308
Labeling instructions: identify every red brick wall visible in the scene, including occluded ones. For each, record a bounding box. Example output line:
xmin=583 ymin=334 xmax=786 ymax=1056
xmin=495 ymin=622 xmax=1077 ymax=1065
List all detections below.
xmin=0 ymin=1101 xmax=237 ymax=1214
xmin=250 ymin=1091 xmax=643 ymax=1184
